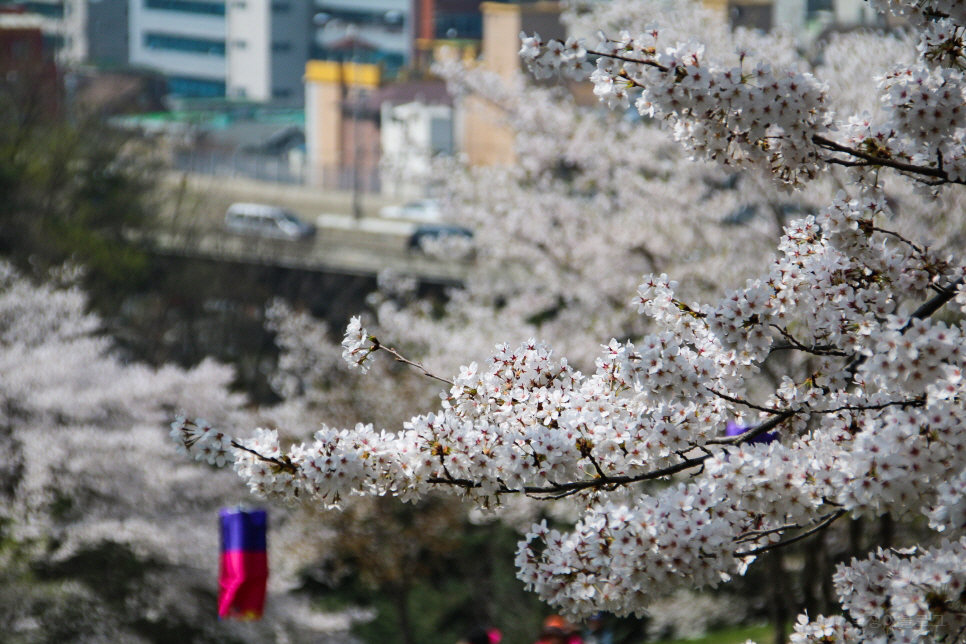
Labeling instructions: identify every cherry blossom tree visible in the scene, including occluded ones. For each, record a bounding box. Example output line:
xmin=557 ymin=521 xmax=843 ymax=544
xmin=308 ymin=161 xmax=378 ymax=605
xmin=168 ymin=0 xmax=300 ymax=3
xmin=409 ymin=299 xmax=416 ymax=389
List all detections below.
xmin=0 ymin=264 xmax=353 ymax=644
xmin=372 ymin=4 xmax=948 ymax=381
xmin=176 ymin=1 xmax=966 ymax=642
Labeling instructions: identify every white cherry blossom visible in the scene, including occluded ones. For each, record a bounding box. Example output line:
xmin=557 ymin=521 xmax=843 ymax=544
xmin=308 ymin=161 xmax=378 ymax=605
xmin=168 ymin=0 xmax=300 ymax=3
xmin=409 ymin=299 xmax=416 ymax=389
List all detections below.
xmin=175 ymin=0 xmax=966 ymax=631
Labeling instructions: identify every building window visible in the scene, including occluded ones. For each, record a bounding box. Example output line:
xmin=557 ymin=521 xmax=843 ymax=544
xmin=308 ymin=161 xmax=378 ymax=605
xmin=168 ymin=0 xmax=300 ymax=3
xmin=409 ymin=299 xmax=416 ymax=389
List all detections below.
xmin=21 ymin=1 xmax=66 ymax=18
xmin=233 ymin=39 xmax=247 ymax=49
xmin=42 ymin=34 xmax=65 ymax=52
xmin=271 ymin=41 xmax=291 ymax=53
xmin=11 ymin=40 xmax=30 ymax=60
xmin=145 ymin=32 xmax=226 ymax=55
xmin=435 ymin=13 xmax=482 ymax=39
xmin=145 ymin=0 xmax=226 ymax=15
xmin=168 ymin=75 xmax=226 ymax=97
xmin=806 ymin=0 xmax=833 ymax=11
xmin=314 ymin=6 xmax=405 ymax=31
xmin=272 ymin=88 xmax=292 ymax=99
xmin=271 ymin=1 xmax=288 ymax=11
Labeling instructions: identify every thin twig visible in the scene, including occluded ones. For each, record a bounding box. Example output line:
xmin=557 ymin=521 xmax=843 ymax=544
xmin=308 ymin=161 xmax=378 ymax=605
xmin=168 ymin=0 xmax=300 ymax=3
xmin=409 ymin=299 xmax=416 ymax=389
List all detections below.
xmin=586 ymin=48 xmax=669 ymax=72
xmin=845 ymin=276 xmax=965 ymax=379
xmin=704 ymin=386 xmax=782 ymax=414
xmin=706 ymin=411 xmax=796 ymax=445
xmin=736 ymin=509 xmax=847 ymax=557
xmin=371 ymin=339 xmax=455 ymax=386
xmin=736 ymin=519 xmax=813 ymax=544
xmin=813 ymin=397 xmax=924 ymax=414
xmin=769 ymin=324 xmax=849 ymax=357
xmin=230 ymin=439 xmax=297 ymax=474
xmin=871 ymin=226 xmax=924 ymax=254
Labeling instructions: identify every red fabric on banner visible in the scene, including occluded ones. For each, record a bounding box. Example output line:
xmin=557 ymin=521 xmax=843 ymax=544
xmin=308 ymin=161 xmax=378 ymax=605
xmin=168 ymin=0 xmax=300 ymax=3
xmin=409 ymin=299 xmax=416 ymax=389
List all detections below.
xmin=218 ymin=550 xmax=268 ymax=620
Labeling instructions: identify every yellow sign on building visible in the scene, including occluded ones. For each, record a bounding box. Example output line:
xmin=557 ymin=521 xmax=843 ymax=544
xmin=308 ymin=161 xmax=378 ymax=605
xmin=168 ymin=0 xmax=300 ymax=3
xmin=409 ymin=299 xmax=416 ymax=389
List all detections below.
xmin=304 ymin=60 xmax=381 ymax=88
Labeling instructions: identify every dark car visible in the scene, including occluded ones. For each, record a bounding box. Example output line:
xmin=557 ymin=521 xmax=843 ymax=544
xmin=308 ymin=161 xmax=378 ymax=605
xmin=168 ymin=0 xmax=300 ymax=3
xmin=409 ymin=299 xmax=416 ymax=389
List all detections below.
xmin=407 ymin=223 xmax=474 ymax=252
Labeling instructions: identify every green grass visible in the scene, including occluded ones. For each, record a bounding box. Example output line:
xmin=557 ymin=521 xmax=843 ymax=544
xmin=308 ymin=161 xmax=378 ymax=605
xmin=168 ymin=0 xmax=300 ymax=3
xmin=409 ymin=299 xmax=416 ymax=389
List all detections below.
xmin=652 ymin=623 xmax=774 ymax=644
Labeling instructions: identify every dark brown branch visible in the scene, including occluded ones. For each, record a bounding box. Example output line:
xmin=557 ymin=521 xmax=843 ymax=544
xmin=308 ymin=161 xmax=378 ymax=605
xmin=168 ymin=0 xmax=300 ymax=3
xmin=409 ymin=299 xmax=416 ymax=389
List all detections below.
xmin=586 ymin=49 xmax=669 ymax=72
xmin=769 ymin=324 xmax=849 ymax=357
xmin=846 ymin=275 xmax=965 ymax=378
xmin=707 ymin=411 xmax=796 ymax=445
xmin=813 ymin=397 xmax=925 ymax=415
xmin=430 ymin=450 xmax=710 ymax=496
xmin=704 ymin=386 xmax=782 ymax=414
xmin=813 ymin=134 xmax=966 ymax=185
xmin=903 ymin=276 xmax=965 ymax=328
xmin=230 ymin=439 xmax=298 ymax=474
xmin=736 ymin=509 xmax=847 ymax=557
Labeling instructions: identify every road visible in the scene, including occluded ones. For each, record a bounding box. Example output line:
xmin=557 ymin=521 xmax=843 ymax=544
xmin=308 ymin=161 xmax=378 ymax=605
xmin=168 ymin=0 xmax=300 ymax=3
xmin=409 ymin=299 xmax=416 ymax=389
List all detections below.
xmin=147 ymin=173 xmax=470 ymax=284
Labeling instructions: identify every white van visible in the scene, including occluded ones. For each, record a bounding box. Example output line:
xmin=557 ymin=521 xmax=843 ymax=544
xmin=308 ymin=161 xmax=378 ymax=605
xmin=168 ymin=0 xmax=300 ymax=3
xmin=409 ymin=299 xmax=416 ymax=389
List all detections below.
xmin=378 ymin=198 xmax=442 ymax=222
xmin=224 ymin=203 xmax=315 ymax=240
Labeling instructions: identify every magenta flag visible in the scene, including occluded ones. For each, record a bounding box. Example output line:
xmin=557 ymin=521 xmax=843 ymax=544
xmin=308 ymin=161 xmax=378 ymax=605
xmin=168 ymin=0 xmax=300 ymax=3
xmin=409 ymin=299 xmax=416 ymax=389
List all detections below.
xmin=218 ymin=508 xmax=268 ymax=620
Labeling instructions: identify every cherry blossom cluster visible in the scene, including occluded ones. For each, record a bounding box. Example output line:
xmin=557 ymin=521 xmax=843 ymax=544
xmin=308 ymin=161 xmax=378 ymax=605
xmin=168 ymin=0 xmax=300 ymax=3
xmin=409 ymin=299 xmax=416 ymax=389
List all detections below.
xmin=928 ymin=469 xmax=966 ymax=532
xmin=876 ymin=64 xmax=966 ymax=182
xmin=830 ymin=541 xmax=966 ymax=644
xmin=341 ymin=316 xmax=376 ymax=373
xmin=788 ymin=615 xmax=860 ymax=644
xmin=516 ymin=480 xmax=750 ymax=617
xmin=173 ymin=0 xmax=966 ymax=629
xmin=916 ymin=18 xmax=966 ymax=70
xmin=175 ymin=337 xmax=723 ymax=513
xmin=520 ymin=30 xmax=833 ymax=184
xmin=174 ymin=188 xmax=966 ymax=615
xmin=524 ymin=1 xmax=966 ymax=192
xmin=868 ymin=0 xmax=966 ymax=31
xmin=519 ymin=34 xmax=594 ymax=81
xmin=171 ymin=416 xmax=233 ymax=468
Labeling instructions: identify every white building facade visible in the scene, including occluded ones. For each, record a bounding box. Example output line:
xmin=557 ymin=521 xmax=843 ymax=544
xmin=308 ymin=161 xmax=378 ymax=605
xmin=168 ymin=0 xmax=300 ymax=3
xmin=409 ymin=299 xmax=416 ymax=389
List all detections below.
xmin=129 ymin=0 xmax=310 ymax=102
xmin=380 ymin=99 xmax=454 ymax=198
xmin=226 ymin=0 xmax=309 ymax=102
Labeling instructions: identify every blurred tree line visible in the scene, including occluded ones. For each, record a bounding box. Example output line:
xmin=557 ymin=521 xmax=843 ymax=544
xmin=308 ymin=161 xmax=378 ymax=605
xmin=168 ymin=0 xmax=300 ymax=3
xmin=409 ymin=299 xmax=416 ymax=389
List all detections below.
xmin=0 ymin=55 xmax=160 ymax=308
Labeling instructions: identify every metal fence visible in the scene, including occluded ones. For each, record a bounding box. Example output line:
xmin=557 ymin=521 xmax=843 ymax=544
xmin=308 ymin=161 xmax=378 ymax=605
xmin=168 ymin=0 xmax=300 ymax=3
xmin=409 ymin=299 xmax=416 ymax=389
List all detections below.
xmin=313 ymin=163 xmax=382 ymax=194
xmin=173 ymin=149 xmax=306 ymax=185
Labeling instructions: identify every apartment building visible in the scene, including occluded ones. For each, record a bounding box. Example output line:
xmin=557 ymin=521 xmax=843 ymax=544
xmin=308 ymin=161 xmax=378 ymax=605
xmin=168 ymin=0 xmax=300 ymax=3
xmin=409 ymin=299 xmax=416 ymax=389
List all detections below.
xmin=129 ymin=0 xmax=310 ymax=102
xmin=225 ymin=0 xmax=311 ymax=102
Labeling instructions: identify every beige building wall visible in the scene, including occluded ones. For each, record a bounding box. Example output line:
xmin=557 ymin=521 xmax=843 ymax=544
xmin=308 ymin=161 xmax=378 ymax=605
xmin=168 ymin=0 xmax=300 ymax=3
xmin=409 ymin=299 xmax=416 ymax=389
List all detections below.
xmin=304 ymin=60 xmax=380 ymax=188
xmin=702 ymin=0 xmax=730 ymax=16
xmin=461 ymin=1 xmax=564 ymax=167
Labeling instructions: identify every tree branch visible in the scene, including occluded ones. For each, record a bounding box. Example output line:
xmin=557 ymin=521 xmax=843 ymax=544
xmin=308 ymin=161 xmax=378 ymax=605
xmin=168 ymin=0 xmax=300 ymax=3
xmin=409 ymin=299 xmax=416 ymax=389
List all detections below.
xmin=586 ymin=49 xmax=669 ymax=72
xmin=736 ymin=509 xmax=847 ymax=557
xmin=845 ymin=275 xmax=965 ymax=379
xmin=230 ymin=439 xmax=298 ymax=474
xmin=371 ymin=339 xmax=455 ymax=386
xmin=704 ymin=386 xmax=782 ymax=414
xmin=769 ymin=324 xmax=849 ymax=357
xmin=813 ymin=134 xmax=966 ymax=185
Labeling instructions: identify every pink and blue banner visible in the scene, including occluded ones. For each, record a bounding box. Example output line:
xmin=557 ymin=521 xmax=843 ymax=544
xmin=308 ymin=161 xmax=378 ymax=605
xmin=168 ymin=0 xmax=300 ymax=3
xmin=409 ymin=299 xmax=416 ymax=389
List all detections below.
xmin=218 ymin=507 xmax=268 ymax=620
